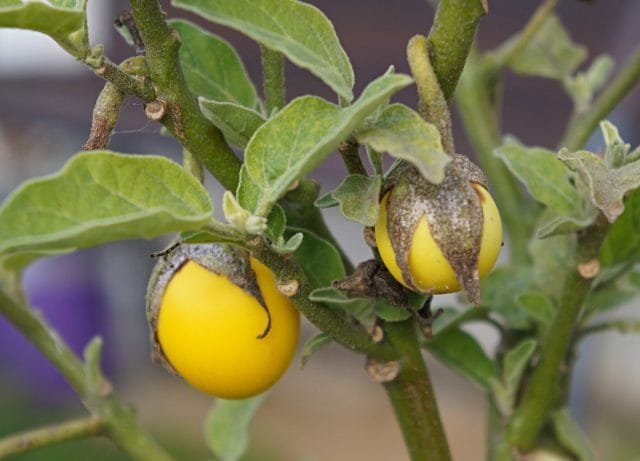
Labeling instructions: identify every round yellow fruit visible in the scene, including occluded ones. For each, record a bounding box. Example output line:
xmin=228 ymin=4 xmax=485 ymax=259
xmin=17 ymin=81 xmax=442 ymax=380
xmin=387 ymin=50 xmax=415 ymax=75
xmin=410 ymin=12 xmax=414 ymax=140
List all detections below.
xmin=156 ymin=257 xmax=300 ymax=399
xmin=375 ymin=183 xmax=502 ymax=294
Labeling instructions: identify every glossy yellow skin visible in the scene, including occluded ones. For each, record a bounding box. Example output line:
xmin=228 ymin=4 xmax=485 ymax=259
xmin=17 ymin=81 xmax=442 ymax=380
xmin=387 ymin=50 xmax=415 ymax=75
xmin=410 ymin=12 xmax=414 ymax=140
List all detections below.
xmin=375 ymin=183 xmax=502 ymax=294
xmin=157 ymin=258 xmax=300 ymax=399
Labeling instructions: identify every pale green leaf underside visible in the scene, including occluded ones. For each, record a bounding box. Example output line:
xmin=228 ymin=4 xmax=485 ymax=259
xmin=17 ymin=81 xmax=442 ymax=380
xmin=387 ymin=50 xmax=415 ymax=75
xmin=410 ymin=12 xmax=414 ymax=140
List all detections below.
xmin=495 ymin=137 xmax=584 ymax=217
xmin=239 ymin=72 xmax=413 ymax=216
xmin=559 ymin=149 xmax=640 ymax=223
xmin=300 ymin=332 xmax=333 ymax=368
xmin=170 ymin=19 xmax=259 ymax=110
xmin=172 ymin=0 xmax=354 ymax=101
xmin=356 ymin=103 xmax=450 ymax=184
xmin=0 ymin=0 xmax=87 ymax=57
xmin=199 ymin=99 xmax=266 ymax=148
xmin=205 ymin=395 xmax=266 ymax=461
xmin=0 ymin=152 xmax=213 ymax=260
xmin=506 ymin=15 xmax=587 ymax=80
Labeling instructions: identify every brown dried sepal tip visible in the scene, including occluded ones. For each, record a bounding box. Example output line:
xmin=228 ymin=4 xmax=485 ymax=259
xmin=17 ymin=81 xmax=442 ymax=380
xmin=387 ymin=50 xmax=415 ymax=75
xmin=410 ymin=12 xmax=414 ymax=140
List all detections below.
xmin=332 ymin=259 xmax=408 ymax=308
xmin=146 ymin=243 xmax=271 ymax=372
xmin=383 ymin=156 xmax=487 ymax=305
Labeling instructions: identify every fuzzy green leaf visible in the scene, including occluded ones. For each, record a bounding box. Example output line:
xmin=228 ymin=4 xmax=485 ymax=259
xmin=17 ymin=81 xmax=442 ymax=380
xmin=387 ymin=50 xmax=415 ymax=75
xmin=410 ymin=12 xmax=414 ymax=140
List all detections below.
xmin=238 ymin=72 xmax=412 ymax=216
xmin=0 ymin=152 xmax=213 ymax=268
xmin=516 ymin=291 xmax=555 ymax=335
xmin=205 ymin=395 xmax=266 ymax=461
xmin=330 ymin=175 xmax=381 ymax=226
xmin=552 ymin=408 xmax=595 ymax=461
xmin=503 ymin=339 xmax=537 ymax=400
xmin=355 ymin=104 xmax=450 ymax=184
xmin=287 ymin=227 xmax=345 ymax=289
xmin=563 ymin=55 xmax=614 ymax=112
xmin=600 ymin=189 xmax=640 ymax=267
xmin=170 ymin=19 xmax=259 ymax=109
xmin=0 ymin=0 xmax=88 ymax=57
xmin=506 ymin=15 xmax=587 ymax=80
xmin=431 ymin=307 xmax=492 ymax=336
xmin=426 ymin=328 xmax=499 ymax=390
xmin=309 ymin=287 xmax=375 ymax=332
xmin=495 ymin=137 xmax=585 ymax=217
xmin=172 ymin=0 xmax=354 ymax=101
xmin=529 ymin=233 xmax=576 ymax=302
xmin=481 ymin=266 xmax=534 ymax=329
xmin=300 ymin=332 xmax=333 ymax=368
xmin=199 ymin=100 xmax=266 ymax=148
xmin=558 ymin=148 xmax=640 ymax=223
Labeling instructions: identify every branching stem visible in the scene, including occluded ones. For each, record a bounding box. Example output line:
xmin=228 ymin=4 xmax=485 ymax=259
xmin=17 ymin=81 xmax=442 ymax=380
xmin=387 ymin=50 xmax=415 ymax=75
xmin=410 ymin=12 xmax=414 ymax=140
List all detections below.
xmin=0 ymin=289 xmax=175 ymax=461
xmin=130 ymin=0 xmax=241 ymax=191
xmin=0 ymin=417 xmax=103 ymax=459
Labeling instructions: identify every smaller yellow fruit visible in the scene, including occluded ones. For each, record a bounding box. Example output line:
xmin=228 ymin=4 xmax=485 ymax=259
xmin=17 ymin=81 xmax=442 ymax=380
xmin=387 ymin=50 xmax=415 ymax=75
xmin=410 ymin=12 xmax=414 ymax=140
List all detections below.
xmin=375 ymin=183 xmax=502 ymax=294
xmin=155 ymin=253 xmax=299 ymax=399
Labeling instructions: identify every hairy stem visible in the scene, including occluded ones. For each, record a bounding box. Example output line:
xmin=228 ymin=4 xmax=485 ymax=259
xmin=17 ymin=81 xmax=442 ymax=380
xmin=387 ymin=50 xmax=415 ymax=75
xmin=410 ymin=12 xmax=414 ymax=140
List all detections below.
xmin=507 ymin=215 xmax=609 ymax=452
xmin=455 ymin=51 xmax=534 ymax=264
xmin=407 ymin=34 xmax=455 ymax=155
xmin=130 ymin=0 xmax=241 ymax=191
xmin=0 ymin=289 xmax=175 ymax=461
xmin=0 ymin=417 xmax=103 ymax=459
xmin=426 ymin=0 xmax=487 ymax=102
xmin=249 ymin=239 xmax=388 ymax=358
xmin=337 ymin=139 xmax=368 ymax=176
xmin=261 ymin=45 xmax=285 ymax=113
xmin=559 ymin=44 xmax=640 ymax=151
xmin=381 ymin=320 xmax=451 ymax=461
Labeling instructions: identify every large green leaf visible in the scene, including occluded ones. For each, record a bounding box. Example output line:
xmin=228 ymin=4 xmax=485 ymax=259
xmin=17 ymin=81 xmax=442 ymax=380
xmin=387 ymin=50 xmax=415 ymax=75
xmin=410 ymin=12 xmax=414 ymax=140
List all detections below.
xmin=0 ymin=0 xmax=88 ymax=57
xmin=172 ymin=0 xmax=354 ymax=101
xmin=0 ymin=152 xmax=213 ymax=268
xmin=495 ymin=137 xmax=584 ymax=217
xmin=238 ymin=72 xmax=412 ymax=216
xmin=481 ymin=266 xmax=535 ymax=329
xmin=205 ymin=395 xmax=266 ymax=461
xmin=355 ymin=104 xmax=450 ymax=184
xmin=529 ymin=233 xmax=576 ymax=302
xmin=505 ymin=15 xmax=587 ymax=80
xmin=199 ymin=100 xmax=266 ymax=148
xmin=170 ymin=19 xmax=260 ymax=110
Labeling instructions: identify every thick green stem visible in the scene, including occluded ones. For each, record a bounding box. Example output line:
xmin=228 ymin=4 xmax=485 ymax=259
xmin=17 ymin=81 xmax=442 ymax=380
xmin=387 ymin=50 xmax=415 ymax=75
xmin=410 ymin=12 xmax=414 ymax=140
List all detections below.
xmin=249 ymin=240 xmax=387 ymax=357
xmin=380 ymin=321 xmax=451 ymax=461
xmin=407 ymin=35 xmax=455 ymax=155
xmin=130 ymin=0 xmax=241 ymax=191
xmin=337 ymin=139 xmax=367 ymax=176
xmin=456 ymin=52 xmax=533 ymax=264
xmin=507 ymin=216 xmax=609 ymax=452
xmin=559 ymin=44 xmax=640 ymax=151
xmin=426 ymin=0 xmax=487 ymax=102
xmin=0 ymin=290 xmax=175 ymax=461
xmin=0 ymin=417 xmax=103 ymax=459
xmin=261 ymin=45 xmax=285 ymax=113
